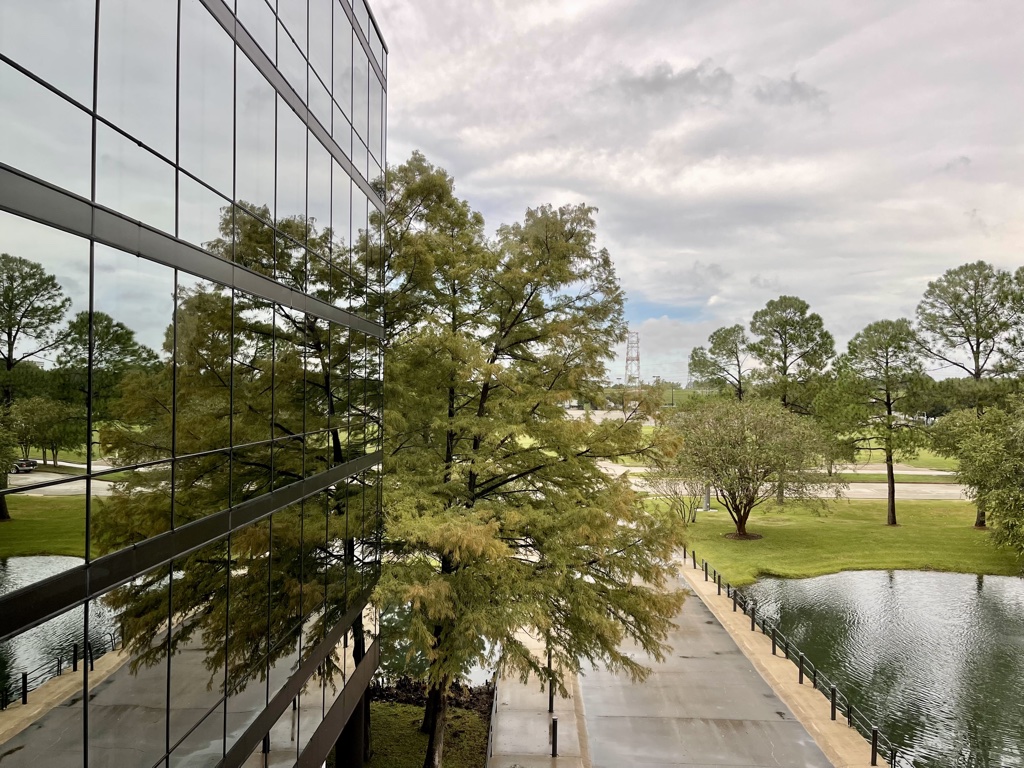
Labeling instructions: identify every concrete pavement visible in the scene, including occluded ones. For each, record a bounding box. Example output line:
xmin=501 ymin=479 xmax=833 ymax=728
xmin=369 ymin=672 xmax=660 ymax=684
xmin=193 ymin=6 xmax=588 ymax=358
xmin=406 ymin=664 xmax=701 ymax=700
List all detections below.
xmin=490 ymin=581 xmax=836 ymax=768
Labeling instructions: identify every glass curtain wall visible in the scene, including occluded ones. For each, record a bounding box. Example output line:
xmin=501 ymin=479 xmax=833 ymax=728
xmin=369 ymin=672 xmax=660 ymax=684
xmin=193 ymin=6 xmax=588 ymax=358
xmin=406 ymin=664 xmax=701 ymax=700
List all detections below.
xmin=0 ymin=0 xmax=386 ymax=766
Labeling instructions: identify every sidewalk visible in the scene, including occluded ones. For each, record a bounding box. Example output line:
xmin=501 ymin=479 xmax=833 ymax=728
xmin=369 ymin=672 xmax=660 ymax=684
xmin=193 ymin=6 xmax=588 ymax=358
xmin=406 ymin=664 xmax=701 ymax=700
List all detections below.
xmin=488 ymin=633 xmax=590 ymax=767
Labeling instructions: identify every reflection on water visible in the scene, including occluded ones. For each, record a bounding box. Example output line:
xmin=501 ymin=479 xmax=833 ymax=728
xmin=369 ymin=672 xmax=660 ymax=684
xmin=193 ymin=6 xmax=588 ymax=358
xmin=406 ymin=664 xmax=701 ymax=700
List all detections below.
xmin=747 ymin=570 xmax=1024 ymax=768
xmin=0 ymin=557 xmax=116 ymax=691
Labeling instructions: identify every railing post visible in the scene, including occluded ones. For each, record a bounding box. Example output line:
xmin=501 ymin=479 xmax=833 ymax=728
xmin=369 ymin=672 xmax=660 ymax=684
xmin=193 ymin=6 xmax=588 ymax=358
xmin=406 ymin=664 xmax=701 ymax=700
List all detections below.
xmin=750 ymin=601 xmax=756 ymax=631
xmin=703 ymin=561 xmax=708 ymax=581
xmin=871 ymin=727 xmax=879 ymax=765
xmin=812 ymin=666 xmax=818 ymax=690
xmin=547 ymin=646 xmax=554 ymax=714
xmin=716 ymin=574 xmax=721 ymax=595
xmin=847 ymin=703 xmax=853 ymax=727
xmin=798 ymin=654 xmax=805 ymax=684
xmin=87 ymin=641 xmax=95 ymax=672
xmin=726 ymin=583 xmax=731 ymax=598
xmin=1 ymin=686 xmax=7 ymax=711
xmin=771 ymin=627 xmax=777 ymax=655
xmin=890 ymin=745 xmax=898 ymax=766
xmin=692 ymin=550 xmax=696 ymax=569
xmin=732 ymin=590 xmax=737 ymax=612
xmin=21 ymin=672 xmax=28 ymax=705
xmin=73 ymin=643 xmax=79 ymax=672
xmin=551 ymin=716 xmax=558 ymax=757
xmin=830 ymin=686 xmax=837 ymax=720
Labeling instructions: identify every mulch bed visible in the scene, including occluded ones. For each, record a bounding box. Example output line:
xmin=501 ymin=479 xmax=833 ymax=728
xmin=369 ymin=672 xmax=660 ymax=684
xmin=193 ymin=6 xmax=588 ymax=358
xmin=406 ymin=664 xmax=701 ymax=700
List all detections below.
xmin=370 ymin=676 xmax=494 ymax=719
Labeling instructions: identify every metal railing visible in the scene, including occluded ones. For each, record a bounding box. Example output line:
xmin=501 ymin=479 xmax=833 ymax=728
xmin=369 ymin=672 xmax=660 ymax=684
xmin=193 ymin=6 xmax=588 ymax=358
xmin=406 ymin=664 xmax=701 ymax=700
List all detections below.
xmin=683 ymin=547 xmax=912 ymax=768
xmin=0 ymin=630 xmax=122 ymax=711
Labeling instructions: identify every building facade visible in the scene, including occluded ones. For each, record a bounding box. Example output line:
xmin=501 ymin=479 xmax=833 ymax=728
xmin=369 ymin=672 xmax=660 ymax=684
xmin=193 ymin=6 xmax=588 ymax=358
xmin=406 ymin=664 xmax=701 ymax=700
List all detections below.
xmin=0 ymin=0 xmax=385 ymax=765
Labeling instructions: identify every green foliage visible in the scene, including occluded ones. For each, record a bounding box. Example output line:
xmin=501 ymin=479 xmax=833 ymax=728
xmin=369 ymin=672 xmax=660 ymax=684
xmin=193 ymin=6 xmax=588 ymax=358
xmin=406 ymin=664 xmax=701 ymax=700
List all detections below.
xmin=380 ymin=155 xmax=683 ymax=768
xmin=9 ymin=395 xmax=86 ymax=465
xmin=748 ymin=295 xmax=835 ymax=411
xmin=933 ymin=399 xmax=1024 ymax=555
xmin=661 ymin=398 xmax=842 ymax=536
xmin=671 ymin=498 xmax=1020 ymax=587
xmin=820 ymin=318 xmax=928 ymax=524
xmin=687 ymin=324 xmax=751 ymax=400
xmin=915 ymin=260 xmax=1015 ymax=381
xmin=0 ymin=252 xmax=71 ymax=393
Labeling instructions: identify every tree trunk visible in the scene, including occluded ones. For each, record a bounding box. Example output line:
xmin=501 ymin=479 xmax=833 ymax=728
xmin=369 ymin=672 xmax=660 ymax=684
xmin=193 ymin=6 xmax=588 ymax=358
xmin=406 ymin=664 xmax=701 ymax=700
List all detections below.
xmin=421 ymin=682 xmax=449 ymax=768
xmin=885 ymin=447 xmax=897 ymax=526
xmin=420 ymin=681 xmax=440 ymax=735
xmin=0 ymin=495 xmax=9 ymax=522
xmin=975 ymin=497 xmax=986 ymax=528
xmin=735 ymin=514 xmax=748 ymax=536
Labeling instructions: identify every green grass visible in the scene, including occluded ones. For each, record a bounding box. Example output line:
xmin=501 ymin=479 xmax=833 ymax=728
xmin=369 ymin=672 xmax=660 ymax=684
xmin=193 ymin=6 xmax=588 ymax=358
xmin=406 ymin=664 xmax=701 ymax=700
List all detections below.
xmin=368 ymin=702 xmax=488 ymax=768
xmin=0 ymin=495 xmax=88 ymax=557
xmin=853 ymin=445 xmax=959 ymax=471
xmin=671 ymin=498 xmax=1020 ymax=587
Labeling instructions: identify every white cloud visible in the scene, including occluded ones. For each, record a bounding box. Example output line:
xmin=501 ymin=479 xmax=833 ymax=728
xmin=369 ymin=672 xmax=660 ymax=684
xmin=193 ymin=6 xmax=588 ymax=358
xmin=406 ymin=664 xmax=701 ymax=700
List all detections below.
xmin=374 ymin=0 xmax=1024 ymax=380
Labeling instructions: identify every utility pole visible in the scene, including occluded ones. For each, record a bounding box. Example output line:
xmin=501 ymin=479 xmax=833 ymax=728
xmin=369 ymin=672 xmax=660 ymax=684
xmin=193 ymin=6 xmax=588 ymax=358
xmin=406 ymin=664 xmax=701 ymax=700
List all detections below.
xmin=625 ymin=332 xmax=640 ymax=404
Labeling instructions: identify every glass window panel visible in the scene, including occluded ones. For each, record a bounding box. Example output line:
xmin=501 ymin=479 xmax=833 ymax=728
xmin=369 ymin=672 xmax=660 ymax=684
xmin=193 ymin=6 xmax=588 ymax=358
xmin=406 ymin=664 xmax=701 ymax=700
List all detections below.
xmin=302 ymin=313 xmax=331 ymax=436
xmin=96 ymin=123 xmax=176 ymax=233
xmin=97 ymin=0 xmax=177 ymax=158
xmin=236 ymin=0 xmax=276 ymax=60
xmin=273 ymin=306 xmax=306 ymax=439
xmin=265 ymin=699 xmax=300 ymax=767
xmin=226 ymin=520 xmax=271 ymax=743
xmin=307 ymin=139 xmax=331 ymax=254
xmin=308 ymin=0 xmax=332 ymax=86
xmin=92 ymin=463 xmax=172 ymax=555
xmin=0 ymin=604 xmax=86 ymax=762
xmin=0 ymin=63 xmax=91 ymax=198
xmin=179 ymin=0 xmax=235 ymax=196
xmin=231 ymin=441 xmax=273 ymax=504
xmin=351 ymin=185 xmax=368 ymax=288
xmin=277 ymin=0 xmax=307 ymax=56
xmin=354 ymin=0 xmax=369 ymax=38
xmin=267 ymin=507 xmax=302 ymax=699
xmin=175 ymin=275 xmax=233 ymax=456
xmin=233 ymin=204 xmax=276 ymax=278
xmin=332 ymin=17 xmax=352 ymax=120
xmin=277 ymin=24 xmax=307 ymax=99
xmin=174 ymin=451 xmax=231 ymax=526
xmin=92 ymin=245 xmax=173 ymax=423
xmin=170 ymin=704 xmax=225 ymax=767
xmin=331 ymin=103 xmax=351 ymax=154
xmin=179 ymin=174 xmax=234 ymax=253
xmin=169 ymin=539 xmax=229 ymax=749
xmin=308 ymin=67 xmax=333 ymax=133
xmin=236 ymin=53 xmax=276 ymax=215
xmin=331 ymin=164 xmax=351 ymax=275
xmin=272 ymin=436 xmax=304 ymax=491
xmin=0 ymin=0 xmax=94 ymax=106
xmin=327 ymin=323 xmax=351 ymax=437
xmin=277 ymin=99 xmax=308 ymax=229
xmin=325 ymin=487 xmax=350 ymax=617
xmin=232 ymin=293 xmax=275 ymax=447
xmin=352 ymin=42 xmax=368 ymax=143
xmin=87 ymin=564 xmax=171 ymax=767
xmin=274 ymin=233 xmax=307 ymax=292
xmin=370 ymin=27 xmax=384 ymax=74
xmin=304 ymin=429 xmax=330 ymax=479
xmin=297 ymin=668 xmax=325 ymax=755
xmin=369 ymin=72 xmax=383 ymax=164
xmin=352 ymin=136 xmax=368 ymax=185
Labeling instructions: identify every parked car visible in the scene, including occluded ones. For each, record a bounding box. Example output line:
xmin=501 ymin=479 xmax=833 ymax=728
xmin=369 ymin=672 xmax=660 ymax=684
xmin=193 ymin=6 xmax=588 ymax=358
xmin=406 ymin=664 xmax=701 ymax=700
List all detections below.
xmin=9 ymin=458 xmax=37 ymax=474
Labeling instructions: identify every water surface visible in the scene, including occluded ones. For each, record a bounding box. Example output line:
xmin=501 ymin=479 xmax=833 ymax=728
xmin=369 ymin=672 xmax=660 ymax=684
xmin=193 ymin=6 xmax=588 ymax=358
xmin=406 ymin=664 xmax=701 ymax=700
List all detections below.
xmin=746 ymin=570 xmax=1024 ymax=768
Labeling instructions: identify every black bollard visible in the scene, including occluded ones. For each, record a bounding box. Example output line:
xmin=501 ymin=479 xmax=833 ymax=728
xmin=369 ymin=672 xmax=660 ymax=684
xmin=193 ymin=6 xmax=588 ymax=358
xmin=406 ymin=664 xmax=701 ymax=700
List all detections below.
xmin=830 ymin=686 xmax=837 ymax=720
xmin=547 ymin=647 xmax=554 ymax=714
xmin=73 ymin=643 xmax=79 ymax=672
xmin=798 ymin=654 xmax=805 ymax=684
xmin=890 ymin=745 xmax=898 ymax=766
xmin=812 ymin=666 xmax=818 ymax=690
xmin=750 ymin=602 xmax=756 ymax=631
xmin=870 ymin=727 xmax=878 ymax=765
xmin=551 ymin=716 xmax=558 ymax=757
xmin=692 ymin=550 xmax=696 ymax=569
xmin=732 ymin=590 xmax=737 ymax=612
xmin=771 ymin=627 xmax=777 ymax=655
xmin=717 ymin=574 xmax=721 ymax=595
xmin=704 ymin=562 xmax=708 ymax=581
xmin=21 ymin=672 xmax=28 ymax=705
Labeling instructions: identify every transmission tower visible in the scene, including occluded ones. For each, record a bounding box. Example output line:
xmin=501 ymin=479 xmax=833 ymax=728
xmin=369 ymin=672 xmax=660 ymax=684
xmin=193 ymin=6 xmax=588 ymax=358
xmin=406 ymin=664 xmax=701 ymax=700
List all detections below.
xmin=625 ymin=332 xmax=641 ymax=394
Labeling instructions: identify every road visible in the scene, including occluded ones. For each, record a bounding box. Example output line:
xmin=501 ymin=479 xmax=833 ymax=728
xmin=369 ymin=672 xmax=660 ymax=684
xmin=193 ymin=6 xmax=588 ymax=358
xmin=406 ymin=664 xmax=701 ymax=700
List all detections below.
xmin=8 ymin=471 xmax=113 ymax=497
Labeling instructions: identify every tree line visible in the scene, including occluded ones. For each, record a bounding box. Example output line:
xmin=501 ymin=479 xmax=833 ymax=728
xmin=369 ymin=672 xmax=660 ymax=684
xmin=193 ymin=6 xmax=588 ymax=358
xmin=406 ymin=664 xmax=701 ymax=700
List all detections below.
xmin=681 ymin=261 xmax=1024 ymax=532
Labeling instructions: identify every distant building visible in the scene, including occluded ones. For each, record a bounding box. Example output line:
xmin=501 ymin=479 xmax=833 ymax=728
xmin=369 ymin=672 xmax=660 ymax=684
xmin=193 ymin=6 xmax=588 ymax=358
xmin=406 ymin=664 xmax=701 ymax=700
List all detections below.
xmin=0 ymin=0 xmax=386 ymax=765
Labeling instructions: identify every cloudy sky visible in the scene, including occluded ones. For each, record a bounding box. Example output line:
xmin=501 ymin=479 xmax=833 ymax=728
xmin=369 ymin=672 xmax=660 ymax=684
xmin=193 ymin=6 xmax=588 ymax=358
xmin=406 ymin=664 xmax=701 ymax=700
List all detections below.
xmin=372 ymin=0 xmax=1024 ymax=383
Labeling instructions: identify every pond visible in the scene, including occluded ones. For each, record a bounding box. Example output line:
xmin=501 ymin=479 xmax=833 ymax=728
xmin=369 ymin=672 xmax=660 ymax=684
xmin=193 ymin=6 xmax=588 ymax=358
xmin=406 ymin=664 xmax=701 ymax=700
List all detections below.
xmin=0 ymin=556 xmax=117 ymax=696
xmin=745 ymin=570 xmax=1024 ymax=768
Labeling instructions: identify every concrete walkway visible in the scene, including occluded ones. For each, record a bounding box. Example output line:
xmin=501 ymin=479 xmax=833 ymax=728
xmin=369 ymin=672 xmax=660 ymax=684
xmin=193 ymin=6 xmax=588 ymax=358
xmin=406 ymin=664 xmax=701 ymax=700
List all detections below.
xmin=489 ymin=583 xmax=836 ymax=768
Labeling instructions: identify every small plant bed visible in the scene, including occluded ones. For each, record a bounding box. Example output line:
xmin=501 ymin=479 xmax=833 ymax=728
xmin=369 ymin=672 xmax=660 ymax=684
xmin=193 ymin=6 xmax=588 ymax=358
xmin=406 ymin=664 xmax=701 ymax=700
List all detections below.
xmin=661 ymin=498 xmax=1021 ymax=587
xmin=368 ymin=678 xmax=491 ymax=768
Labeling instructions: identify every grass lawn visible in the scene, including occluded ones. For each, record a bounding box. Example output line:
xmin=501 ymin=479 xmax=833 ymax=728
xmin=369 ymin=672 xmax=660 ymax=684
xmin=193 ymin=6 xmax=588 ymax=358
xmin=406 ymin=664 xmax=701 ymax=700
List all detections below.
xmin=0 ymin=495 xmax=87 ymax=557
xmin=853 ymin=445 xmax=958 ymax=471
xmin=671 ymin=498 xmax=1021 ymax=587
xmin=368 ymin=702 xmax=487 ymax=768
